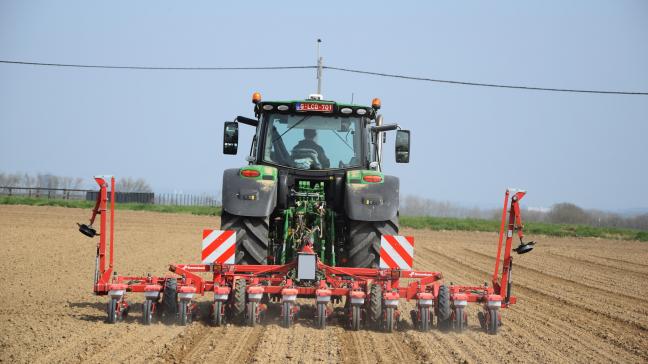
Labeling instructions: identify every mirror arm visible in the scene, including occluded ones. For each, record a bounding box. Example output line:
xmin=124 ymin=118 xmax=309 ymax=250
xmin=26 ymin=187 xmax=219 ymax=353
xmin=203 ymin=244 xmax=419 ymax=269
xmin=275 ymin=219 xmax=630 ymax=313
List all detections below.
xmin=371 ymin=123 xmax=398 ymax=133
xmin=235 ymin=116 xmax=259 ymax=127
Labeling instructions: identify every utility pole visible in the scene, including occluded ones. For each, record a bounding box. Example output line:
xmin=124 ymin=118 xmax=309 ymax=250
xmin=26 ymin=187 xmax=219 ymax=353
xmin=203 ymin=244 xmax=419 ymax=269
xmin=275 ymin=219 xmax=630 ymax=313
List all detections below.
xmin=316 ymin=39 xmax=323 ymax=95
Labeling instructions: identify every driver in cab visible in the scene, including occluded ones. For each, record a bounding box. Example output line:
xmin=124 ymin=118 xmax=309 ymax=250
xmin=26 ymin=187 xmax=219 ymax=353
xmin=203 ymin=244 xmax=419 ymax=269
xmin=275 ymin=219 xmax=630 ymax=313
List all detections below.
xmin=293 ymin=129 xmax=330 ymax=169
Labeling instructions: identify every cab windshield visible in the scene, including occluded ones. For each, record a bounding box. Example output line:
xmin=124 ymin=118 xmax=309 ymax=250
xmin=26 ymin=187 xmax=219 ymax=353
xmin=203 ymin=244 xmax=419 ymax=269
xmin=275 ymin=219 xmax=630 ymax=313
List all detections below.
xmin=263 ymin=113 xmax=362 ymax=170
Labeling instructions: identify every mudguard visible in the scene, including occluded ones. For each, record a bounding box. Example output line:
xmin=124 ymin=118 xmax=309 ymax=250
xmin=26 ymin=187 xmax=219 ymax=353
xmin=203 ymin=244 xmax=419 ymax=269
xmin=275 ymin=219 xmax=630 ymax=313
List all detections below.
xmin=222 ymin=168 xmax=277 ymax=217
xmin=345 ymin=174 xmax=399 ymax=221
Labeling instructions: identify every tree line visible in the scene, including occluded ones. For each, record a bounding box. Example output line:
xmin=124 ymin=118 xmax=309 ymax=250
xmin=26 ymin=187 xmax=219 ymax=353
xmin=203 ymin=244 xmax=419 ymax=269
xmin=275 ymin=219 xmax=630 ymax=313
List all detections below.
xmin=0 ymin=172 xmax=152 ymax=192
xmin=401 ymin=196 xmax=648 ymax=231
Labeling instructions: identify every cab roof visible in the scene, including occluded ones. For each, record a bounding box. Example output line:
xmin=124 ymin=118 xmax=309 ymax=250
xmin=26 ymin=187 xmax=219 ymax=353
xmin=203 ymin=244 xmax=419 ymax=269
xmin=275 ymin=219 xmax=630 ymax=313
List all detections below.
xmin=255 ymin=99 xmax=377 ymax=119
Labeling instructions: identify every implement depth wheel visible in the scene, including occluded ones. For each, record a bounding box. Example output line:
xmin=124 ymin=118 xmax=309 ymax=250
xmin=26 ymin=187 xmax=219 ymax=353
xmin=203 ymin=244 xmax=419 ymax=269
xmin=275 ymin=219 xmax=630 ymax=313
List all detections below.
xmin=316 ymin=303 xmax=327 ymax=329
xmin=454 ymin=307 xmax=466 ymax=332
xmin=107 ymin=298 xmax=118 ymax=324
xmin=142 ymin=300 xmax=154 ymax=325
xmin=351 ymin=305 xmax=361 ymax=331
xmin=419 ymin=306 xmax=431 ymax=332
xmin=385 ymin=307 xmax=396 ymax=332
xmin=178 ymin=301 xmax=190 ymax=326
xmin=486 ymin=309 xmax=499 ymax=335
xmin=281 ymin=301 xmax=293 ymax=328
xmin=230 ymin=279 xmax=247 ymax=323
xmin=212 ymin=301 xmax=224 ymax=326
xmin=248 ymin=301 xmax=258 ymax=327
xmin=162 ymin=278 xmax=177 ymax=320
xmin=436 ymin=285 xmax=451 ymax=331
xmin=368 ymin=284 xmax=382 ymax=330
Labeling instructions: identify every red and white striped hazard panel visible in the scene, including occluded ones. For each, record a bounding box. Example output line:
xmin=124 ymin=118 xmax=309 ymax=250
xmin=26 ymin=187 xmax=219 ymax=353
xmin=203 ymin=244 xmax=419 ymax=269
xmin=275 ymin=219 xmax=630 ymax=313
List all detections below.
xmin=379 ymin=235 xmax=414 ymax=270
xmin=201 ymin=230 xmax=236 ymax=264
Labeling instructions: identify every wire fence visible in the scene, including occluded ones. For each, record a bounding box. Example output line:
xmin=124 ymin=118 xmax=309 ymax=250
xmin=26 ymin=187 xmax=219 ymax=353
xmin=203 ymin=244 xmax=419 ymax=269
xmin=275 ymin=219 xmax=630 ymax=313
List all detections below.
xmin=0 ymin=186 xmax=219 ymax=206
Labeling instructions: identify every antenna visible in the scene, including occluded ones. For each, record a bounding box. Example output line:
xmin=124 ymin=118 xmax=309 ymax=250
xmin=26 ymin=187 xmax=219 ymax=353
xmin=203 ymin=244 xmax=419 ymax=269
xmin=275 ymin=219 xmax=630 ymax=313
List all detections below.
xmin=316 ymin=39 xmax=323 ymax=95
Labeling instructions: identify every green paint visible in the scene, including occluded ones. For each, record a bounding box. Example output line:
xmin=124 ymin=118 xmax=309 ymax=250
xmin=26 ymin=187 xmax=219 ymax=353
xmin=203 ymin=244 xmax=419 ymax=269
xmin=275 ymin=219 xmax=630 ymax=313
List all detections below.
xmin=274 ymin=181 xmax=337 ymax=266
xmin=346 ymin=169 xmax=384 ymax=184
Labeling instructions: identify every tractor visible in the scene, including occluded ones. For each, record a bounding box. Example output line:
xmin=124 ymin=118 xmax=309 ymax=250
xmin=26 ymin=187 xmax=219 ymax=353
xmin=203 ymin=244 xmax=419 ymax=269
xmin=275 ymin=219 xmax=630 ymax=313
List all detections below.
xmin=220 ymin=92 xmax=410 ymax=269
xmin=79 ymin=92 xmax=535 ymax=332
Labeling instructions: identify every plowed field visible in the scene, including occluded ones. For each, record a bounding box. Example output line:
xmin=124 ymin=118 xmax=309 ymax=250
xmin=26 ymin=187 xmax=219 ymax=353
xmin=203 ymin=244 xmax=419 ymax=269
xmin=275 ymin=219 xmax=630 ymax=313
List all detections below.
xmin=1 ymin=205 xmax=646 ymax=363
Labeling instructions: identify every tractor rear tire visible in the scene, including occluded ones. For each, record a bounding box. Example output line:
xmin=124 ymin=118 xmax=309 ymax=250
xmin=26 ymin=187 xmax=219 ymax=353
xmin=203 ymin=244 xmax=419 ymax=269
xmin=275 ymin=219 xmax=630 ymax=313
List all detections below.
xmin=368 ymin=284 xmax=382 ymax=329
xmin=162 ymin=278 xmax=178 ymax=319
xmin=347 ymin=217 xmax=399 ymax=268
xmin=436 ymin=285 xmax=452 ymax=331
xmin=220 ymin=211 xmax=270 ymax=265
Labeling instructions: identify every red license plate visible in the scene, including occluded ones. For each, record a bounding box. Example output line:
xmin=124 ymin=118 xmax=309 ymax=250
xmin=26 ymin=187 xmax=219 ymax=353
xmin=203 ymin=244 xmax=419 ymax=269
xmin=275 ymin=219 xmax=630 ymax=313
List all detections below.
xmin=295 ymin=103 xmax=334 ymax=112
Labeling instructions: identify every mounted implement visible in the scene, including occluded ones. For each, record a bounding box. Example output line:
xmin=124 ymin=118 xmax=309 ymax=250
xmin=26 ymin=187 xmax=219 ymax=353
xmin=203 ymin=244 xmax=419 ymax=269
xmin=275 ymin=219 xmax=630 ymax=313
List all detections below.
xmin=79 ymin=93 xmax=534 ymax=333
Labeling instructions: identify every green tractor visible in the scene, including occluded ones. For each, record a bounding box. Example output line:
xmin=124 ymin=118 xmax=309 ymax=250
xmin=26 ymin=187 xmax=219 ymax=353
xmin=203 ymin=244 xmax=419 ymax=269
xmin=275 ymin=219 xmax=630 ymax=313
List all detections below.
xmin=221 ymin=92 xmax=410 ymax=268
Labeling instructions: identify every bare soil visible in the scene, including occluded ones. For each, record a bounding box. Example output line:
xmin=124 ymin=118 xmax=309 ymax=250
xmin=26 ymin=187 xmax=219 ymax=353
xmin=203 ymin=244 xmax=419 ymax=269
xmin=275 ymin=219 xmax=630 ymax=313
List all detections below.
xmin=1 ymin=205 xmax=646 ymax=363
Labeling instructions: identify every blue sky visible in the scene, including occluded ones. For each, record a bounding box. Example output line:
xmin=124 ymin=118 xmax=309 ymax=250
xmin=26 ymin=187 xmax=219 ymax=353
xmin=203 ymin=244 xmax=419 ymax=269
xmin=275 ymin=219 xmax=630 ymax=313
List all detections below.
xmin=1 ymin=1 xmax=647 ymax=210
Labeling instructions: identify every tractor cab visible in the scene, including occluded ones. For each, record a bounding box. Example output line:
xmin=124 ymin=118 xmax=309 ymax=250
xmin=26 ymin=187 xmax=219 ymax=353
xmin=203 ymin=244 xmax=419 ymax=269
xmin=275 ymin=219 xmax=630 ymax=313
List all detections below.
xmin=223 ymin=93 xmax=411 ymax=173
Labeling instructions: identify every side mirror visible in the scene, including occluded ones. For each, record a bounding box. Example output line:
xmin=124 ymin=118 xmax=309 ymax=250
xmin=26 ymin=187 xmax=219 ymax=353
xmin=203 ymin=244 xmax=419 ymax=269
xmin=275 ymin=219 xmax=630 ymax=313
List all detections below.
xmin=395 ymin=130 xmax=410 ymax=163
xmin=223 ymin=121 xmax=239 ymax=155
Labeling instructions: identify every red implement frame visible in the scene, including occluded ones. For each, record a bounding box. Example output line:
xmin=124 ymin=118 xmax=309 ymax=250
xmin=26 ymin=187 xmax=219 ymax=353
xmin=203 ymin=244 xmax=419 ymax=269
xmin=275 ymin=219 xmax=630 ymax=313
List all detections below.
xmin=84 ymin=177 xmax=531 ymax=330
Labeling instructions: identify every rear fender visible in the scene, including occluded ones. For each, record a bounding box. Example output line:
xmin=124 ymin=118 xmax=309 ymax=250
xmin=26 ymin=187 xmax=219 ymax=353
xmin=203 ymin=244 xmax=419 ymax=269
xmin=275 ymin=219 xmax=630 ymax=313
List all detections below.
xmin=222 ymin=166 xmax=277 ymax=217
xmin=344 ymin=171 xmax=399 ymax=221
